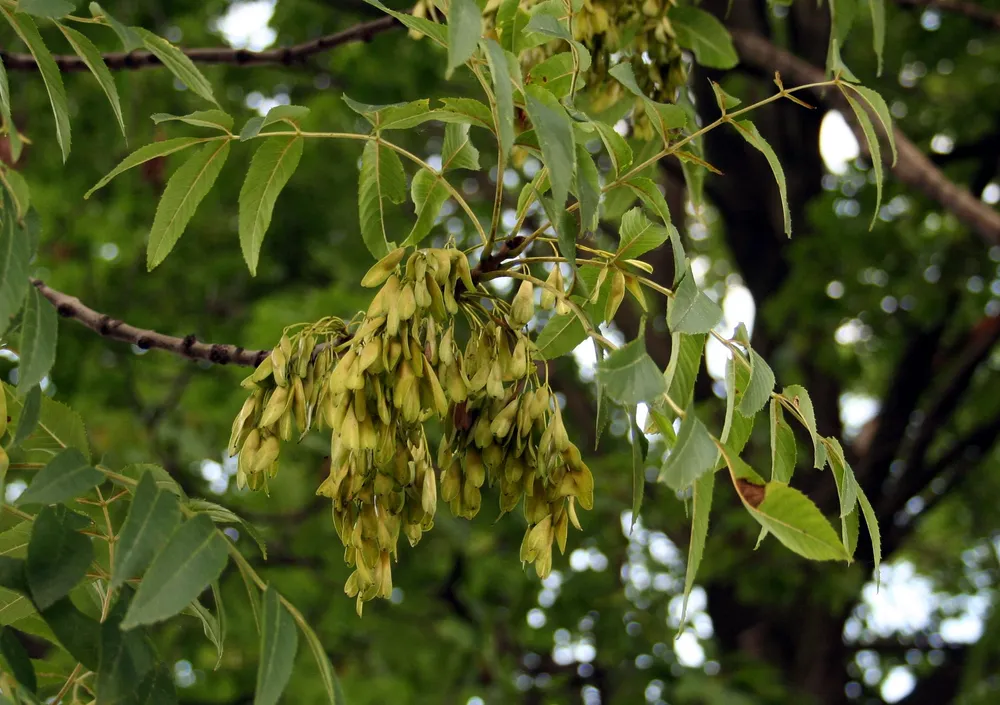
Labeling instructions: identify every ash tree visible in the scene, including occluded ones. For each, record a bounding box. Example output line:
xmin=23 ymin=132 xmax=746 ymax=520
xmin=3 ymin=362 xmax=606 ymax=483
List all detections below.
xmin=0 ymin=1 xmax=998 ymax=704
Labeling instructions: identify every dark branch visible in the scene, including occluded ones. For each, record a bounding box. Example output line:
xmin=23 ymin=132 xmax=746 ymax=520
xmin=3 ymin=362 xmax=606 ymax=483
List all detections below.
xmin=883 ymin=408 xmax=1000 ymax=555
xmin=31 ymin=278 xmax=269 ymax=367
xmin=878 ymin=314 xmax=1000 ymax=518
xmin=893 ymin=0 xmax=1000 ymax=30
xmin=730 ymin=29 xmax=1000 ymax=248
xmin=854 ymin=314 xmax=949 ymax=500
xmin=0 ymin=16 xmax=401 ymax=72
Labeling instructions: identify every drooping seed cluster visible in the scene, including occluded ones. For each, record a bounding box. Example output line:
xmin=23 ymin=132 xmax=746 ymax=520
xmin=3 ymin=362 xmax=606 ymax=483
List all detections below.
xmin=229 ymin=246 xmax=594 ymax=614
xmin=229 ymin=318 xmax=346 ymax=491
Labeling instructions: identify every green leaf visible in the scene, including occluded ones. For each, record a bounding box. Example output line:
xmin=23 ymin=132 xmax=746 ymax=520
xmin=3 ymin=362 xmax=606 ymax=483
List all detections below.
xmin=719 ymin=446 xmax=848 ymax=561
xmin=2 ymin=386 xmax=90 ymax=464
xmin=856 ymin=483 xmax=881 ymax=585
xmin=441 ymin=123 xmax=480 ymax=171
xmin=362 ymin=0 xmax=448 ymax=46
xmin=27 ymin=506 xmax=93 ymax=611
xmin=183 ymin=591 xmax=224 ymax=669
xmin=261 ymin=105 xmax=310 ymax=128
xmin=404 ymin=168 xmax=450 ymax=247
xmin=147 ymin=139 xmax=231 ymax=270
xmin=2 ymin=9 xmax=71 ymax=161
xmin=16 ymin=448 xmax=102 ymax=507
xmin=592 ymin=122 xmax=632 ymax=177
xmin=664 ymin=332 xmax=705 ymax=411
xmin=516 ymin=168 xmax=548 ymax=221
xmin=256 ymin=586 xmax=298 ymax=705
xmin=85 ymin=137 xmax=206 ymax=198
xmin=121 ymin=515 xmax=229 ymax=630
xmin=0 ymin=199 xmax=30 ymax=338
xmin=117 ymin=464 xmax=183 ymax=498
xmin=184 ymin=499 xmax=267 ymax=559
xmin=769 ymin=398 xmax=796 ymax=483
xmin=89 ymin=3 xmax=142 ymax=52
xmin=731 ymin=119 xmax=790 ymax=237
xmin=1 ymin=169 xmax=30 ymax=220
xmin=437 ymin=97 xmax=496 ymax=131
xmin=659 ymin=409 xmax=717 ymax=491
xmin=11 ymin=384 xmax=42 ymax=446
xmin=842 ymin=91 xmax=883 ymax=230
xmin=446 ymin=0 xmax=481 ymax=76
xmin=56 ymin=24 xmax=126 ymax=138
xmin=97 ymin=598 xmax=157 ymax=704
xmin=669 ymin=6 xmax=739 ymax=69
xmin=753 ymin=485 xmax=847 ymax=561
xmin=111 ymin=473 xmax=181 ymax=590
xmin=668 ymin=269 xmax=722 ymax=334
xmin=616 ymin=207 xmax=667 ymax=261
xmin=151 ymin=109 xmax=233 ymax=132
xmin=575 ymin=144 xmax=600 ymax=234
xmin=721 ymin=351 xmax=751 ymax=445
xmin=608 ymin=62 xmax=686 ymax=144
xmin=344 ymin=96 xmax=433 ymax=131
xmin=17 ymin=0 xmax=74 ymax=18
xmin=358 ymin=140 xmax=407 ymax=259
xmin=825 ymin=438 xmax=859 ymax=559
xmin=37 ymin=596 xmax=100 ymax=669
xmin=629 ymin=412 xmax=648 ymax=525
xmin=535 ymin=313 xmax=586 ymax=359
xmin=239 ymin=116 xmax=266 ymax=141
xmin=16 ymin=286 xmax=57 ymax=393
xmin=623 ymin=176 xmax=674 ymax=228
xmin=134 ymin=28 xmax=216 ymax=105
xmin=824 ymin=438 xmax=858 ymax=517
xmin=597 ymin=339 xmax=667 ymax=408
xmin=0 ymin=626 xmax=36 ymax=692
xmin=846 ymin=84 xmax=896 ymax=165
xmin=781 ymin=385 xmax=825 ymax=469
xmin=524 ymin=85 xmax=575 ymax=208
xmin=239 ymin=136 xmax=304 ymax=275
xmin=526 ymin=52 xmax=586 ymax=99
xmin=680 ymin=470 xmax=714 ymax=629
xmin=711 ymin=82 xmax=742 ymax=111
xmin=737 ymin=349 xmax=775 ymax=417
xmin=0 ymin=57 xmax=23 ymax=163
xmin=483 ymin=39 xmax=514 ymax=160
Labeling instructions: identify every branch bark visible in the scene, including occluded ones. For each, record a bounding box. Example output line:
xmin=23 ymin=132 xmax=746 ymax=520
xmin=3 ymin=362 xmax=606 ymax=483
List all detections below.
xmin=30 ymin=278 xmax=270 ymax=367
xmin=0 ymin=16 xmax=401 ymax=72
xmin=730 ymin=29 xmax=1000 ymax=249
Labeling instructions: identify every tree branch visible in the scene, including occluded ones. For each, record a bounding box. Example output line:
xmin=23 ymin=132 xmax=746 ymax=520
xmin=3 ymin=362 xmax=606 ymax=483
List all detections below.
xmin=29 ymin=236 xmax=524 ymax=367
xmin=30 ymin=278 xmax=269 ymax=367
xmin=730 ymin=29 xmax=1000 ymax=248
xmin=893 ymin=0 xmax=1000 ymax=30
xmin=0 ymin=16 xmax=401 ymax=72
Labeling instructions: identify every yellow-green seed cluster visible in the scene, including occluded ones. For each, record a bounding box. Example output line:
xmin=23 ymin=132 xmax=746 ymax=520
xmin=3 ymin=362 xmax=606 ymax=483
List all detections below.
xmin=229 ymin=246 xmax=594 ymax=614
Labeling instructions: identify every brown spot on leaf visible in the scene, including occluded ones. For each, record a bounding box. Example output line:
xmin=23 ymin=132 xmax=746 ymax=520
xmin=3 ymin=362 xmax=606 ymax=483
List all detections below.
xmin=735 ymin=478 xmax=766 ymax=508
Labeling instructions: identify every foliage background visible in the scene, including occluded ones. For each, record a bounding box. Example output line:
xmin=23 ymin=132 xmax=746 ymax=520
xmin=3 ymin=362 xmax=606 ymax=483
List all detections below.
xmin=3 ymin=0 xmax=1000 ymax=704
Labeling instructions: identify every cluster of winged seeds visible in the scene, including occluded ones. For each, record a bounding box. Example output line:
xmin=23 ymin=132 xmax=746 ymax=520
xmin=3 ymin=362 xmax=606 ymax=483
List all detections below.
xmin=229 ymin=246 xmax=594 ymax=613
xmin=411 ymin=0 xmax=686 ymax=136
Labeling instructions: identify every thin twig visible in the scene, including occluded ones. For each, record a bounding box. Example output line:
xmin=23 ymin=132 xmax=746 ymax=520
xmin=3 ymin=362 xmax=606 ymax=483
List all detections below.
xmin=0 ymin=16 xmax=402 ymax=72
xmin=30 ymin=278 xmax=270 ymax=367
